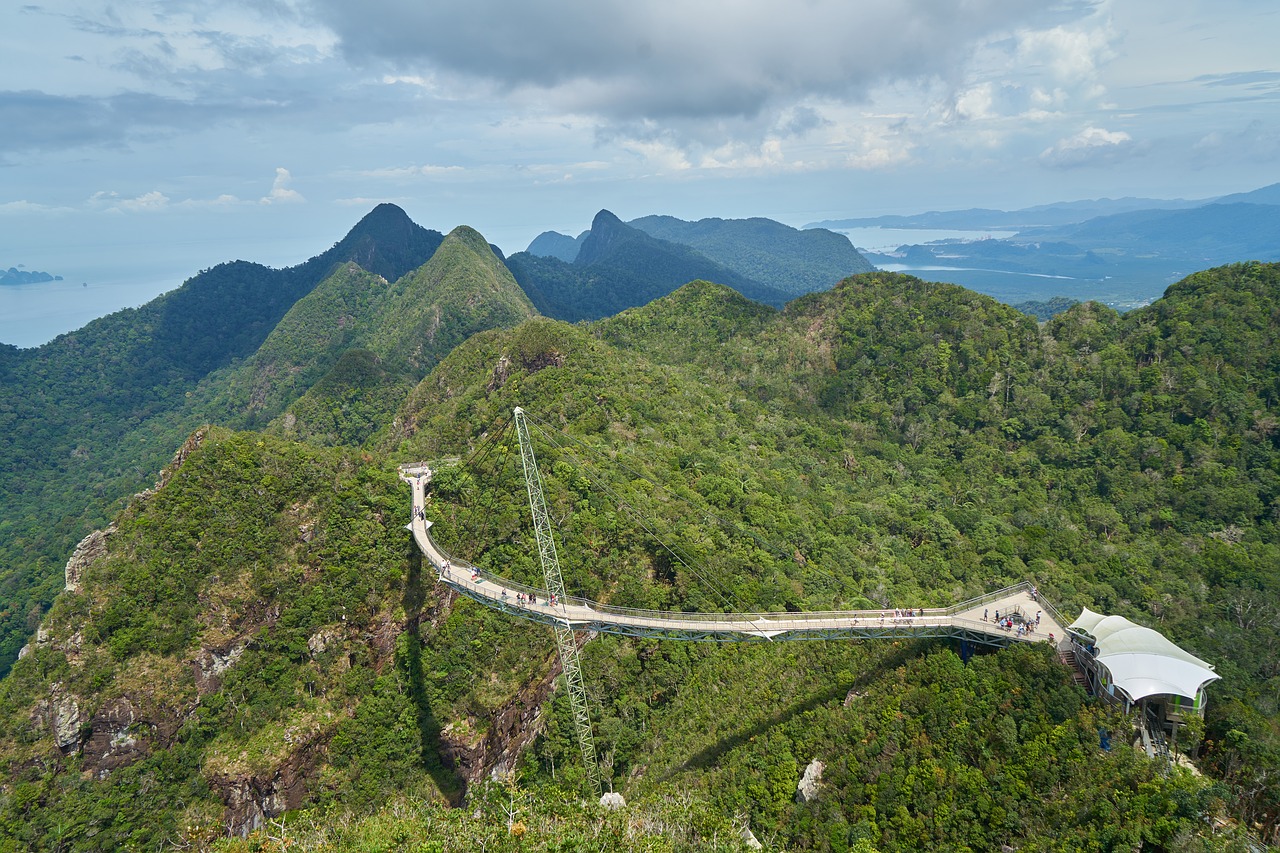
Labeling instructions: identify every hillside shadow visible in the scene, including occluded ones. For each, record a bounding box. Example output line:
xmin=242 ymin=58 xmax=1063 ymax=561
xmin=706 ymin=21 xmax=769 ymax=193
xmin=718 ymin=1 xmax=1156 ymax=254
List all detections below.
xmin=667 ymin=640 xmax=929 ymax=779
xmin=403 ymin=542 xmax=464 ymax=804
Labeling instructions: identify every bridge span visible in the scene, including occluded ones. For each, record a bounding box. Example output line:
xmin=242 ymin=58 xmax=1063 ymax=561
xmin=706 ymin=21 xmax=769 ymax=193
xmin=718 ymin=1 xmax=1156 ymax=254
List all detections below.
xmin=401 ymin=465 xmax=1066 ymax=649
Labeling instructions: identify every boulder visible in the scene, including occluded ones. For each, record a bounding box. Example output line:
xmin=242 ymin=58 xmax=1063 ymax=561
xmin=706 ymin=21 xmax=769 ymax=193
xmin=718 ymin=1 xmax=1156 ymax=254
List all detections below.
xmin=796 ymin=758 xmax=824 ymax=804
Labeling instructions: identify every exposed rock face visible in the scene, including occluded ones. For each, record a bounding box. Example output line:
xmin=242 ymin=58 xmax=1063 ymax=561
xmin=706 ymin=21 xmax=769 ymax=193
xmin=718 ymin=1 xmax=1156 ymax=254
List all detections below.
xmin=32 ymin=684 xmax=82 ymax=751
xmin=796 ymin=758 xmax=824 ymax=804
xmin=488 ymin=354 xmax=512 ymax=391
xmin=210 ymin=733 xmax=328 ymax=837
xmin=741 ymin=823 xmax=763 ymax=850
xmin=64 ymin=525 xmax=115 ymax=593
xmin=306 ymin=627 xmax=343 ymax=658
xmin=440 ymin=651 xmax=560 ymax=789
xmin=193 ymin=643 xmax=248 ymax=696
xmin=53 ymin=690 xmax=82 ymax=750
xmin=600 ymin=792 xmax=626 ymax=810
xmin=81 ymin=697 xmax=152 ymax=779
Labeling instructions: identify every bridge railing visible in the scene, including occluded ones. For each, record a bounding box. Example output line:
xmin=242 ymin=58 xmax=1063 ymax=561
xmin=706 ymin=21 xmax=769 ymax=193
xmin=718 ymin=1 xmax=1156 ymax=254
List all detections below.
xmin=944 ymin=581 xmax=1033 ymax=616
xmin=436 ymin=556 xmax=1034 ymax=632
xmin=1037 ymin=592 xmax=1071 ymax=633
xmin=421 ymin=515 xmax=1063 ymax=637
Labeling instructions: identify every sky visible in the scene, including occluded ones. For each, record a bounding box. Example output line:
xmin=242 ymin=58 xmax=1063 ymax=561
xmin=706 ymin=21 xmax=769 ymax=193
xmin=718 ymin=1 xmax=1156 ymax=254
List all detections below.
xmin=2 ymin=0 xmax=1279 ymax=346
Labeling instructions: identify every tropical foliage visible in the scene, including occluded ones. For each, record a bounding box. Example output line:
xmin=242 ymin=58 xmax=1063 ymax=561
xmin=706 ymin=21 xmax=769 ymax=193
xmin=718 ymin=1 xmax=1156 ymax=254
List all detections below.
xmin=0 ymin=210 xmax=1277 ymax=851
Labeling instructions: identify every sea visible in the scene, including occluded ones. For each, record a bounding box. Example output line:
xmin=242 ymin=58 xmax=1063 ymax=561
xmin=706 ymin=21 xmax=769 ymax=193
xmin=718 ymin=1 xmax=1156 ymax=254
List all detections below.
xmin=832 ymin=226 xmax=1017 ymax=254
xmin=0 ymin=272 xmax=183 ymax=349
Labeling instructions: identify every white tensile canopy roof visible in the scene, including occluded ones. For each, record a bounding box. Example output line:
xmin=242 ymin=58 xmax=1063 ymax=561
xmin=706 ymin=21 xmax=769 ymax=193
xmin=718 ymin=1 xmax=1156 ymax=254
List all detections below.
xmin=1069 ymin=608 xmax=1219 ymax=702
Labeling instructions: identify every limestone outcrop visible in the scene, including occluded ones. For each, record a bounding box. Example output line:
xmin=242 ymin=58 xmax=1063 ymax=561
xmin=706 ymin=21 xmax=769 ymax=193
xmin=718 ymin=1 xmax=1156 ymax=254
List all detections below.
xmin=64 ymin=525 xmax=114 ymax=593
xmin=796 ymin=758 xmax=824 ymax=803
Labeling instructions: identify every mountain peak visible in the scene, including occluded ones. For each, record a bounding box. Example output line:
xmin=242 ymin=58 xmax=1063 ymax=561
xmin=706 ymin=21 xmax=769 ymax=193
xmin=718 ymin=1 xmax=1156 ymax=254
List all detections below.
xmin=312 ymin=205 xmax=444 ymax=283
xmin=341 ymin=203 xmax=429 ymax=250
xmin=576 ymin=210 xmax=634 ymax=266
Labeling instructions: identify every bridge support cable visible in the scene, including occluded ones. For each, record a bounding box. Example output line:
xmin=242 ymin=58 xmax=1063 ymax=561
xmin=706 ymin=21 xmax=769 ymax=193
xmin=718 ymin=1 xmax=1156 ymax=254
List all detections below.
xmin=513 ymin=407 xmax=603 ymax=798
xmin=519 ymin=411 xmax=748 ymax=620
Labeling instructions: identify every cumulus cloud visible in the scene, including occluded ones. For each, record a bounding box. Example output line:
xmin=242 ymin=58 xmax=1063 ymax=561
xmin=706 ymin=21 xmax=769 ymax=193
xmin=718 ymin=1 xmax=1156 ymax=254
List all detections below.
xmin=1016 ymin=24 xmax=1114 ymax=86
xmin=1040 ymin=126 xmax=1135 ymax=168
xmin=115 ymin=190 xmax=171 ymax=211
xmin=954 ymin=83 xmax=997 ymax=121
xmin=260 ymin=167 xmax=304 ymax=204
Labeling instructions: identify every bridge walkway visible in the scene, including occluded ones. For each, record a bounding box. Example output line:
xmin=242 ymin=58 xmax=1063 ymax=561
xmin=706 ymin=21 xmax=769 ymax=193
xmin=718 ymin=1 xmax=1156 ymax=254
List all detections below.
xmin=400 ymin=466 xmax=1066 ymax=649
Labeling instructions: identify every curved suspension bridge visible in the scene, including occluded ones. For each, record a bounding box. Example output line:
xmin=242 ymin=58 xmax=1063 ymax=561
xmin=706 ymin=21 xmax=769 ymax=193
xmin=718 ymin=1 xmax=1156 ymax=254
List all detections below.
xmin=400 ymin=408 xmax=1070 ymax=796
xmin=402 ymin=468 xmax=1063 ymax=645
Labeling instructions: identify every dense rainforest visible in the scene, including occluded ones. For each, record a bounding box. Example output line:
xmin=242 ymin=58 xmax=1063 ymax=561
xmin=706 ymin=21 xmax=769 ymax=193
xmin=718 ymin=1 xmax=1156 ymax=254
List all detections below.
xmin=0 ymin=205 xmax=1277 ymax=850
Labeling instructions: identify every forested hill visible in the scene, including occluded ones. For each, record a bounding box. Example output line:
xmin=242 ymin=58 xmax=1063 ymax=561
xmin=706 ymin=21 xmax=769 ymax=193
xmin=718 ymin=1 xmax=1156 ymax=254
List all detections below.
xmin=2 ymin=263 xmax=1274 ymax=849
xmin=0 ymin=211 xmax=511 ymax=677
xmin=2 ymin=217 xmax=1279 ymax=848
xmin=188 ymin=225 xmax=535 ymax=435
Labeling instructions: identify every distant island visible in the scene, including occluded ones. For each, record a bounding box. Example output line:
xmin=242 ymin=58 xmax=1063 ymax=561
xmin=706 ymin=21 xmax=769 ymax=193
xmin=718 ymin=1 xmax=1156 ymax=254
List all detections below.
xmin=1 ymin=267 xmax=63 ymax=285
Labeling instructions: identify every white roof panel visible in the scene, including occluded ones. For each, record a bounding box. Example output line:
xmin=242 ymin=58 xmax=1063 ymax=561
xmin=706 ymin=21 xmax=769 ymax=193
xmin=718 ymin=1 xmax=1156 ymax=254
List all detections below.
xmin=1068 ymin=611 xmax=1218 ymax=701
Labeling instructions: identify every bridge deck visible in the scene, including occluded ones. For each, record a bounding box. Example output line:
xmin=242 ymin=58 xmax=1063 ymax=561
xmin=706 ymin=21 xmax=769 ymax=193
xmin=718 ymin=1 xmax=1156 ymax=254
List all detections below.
xmin=401 ymin=467 xmax=1066 ymax=648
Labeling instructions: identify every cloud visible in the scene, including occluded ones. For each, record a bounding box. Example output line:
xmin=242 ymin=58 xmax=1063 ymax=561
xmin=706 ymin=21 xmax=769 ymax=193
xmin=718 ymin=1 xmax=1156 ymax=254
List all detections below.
xmin=307 ymin=0 xmax=1045 ymax=125
xmin=1193 ymin=71 xmax=1280 ymax=90
xmin=335 ymin=195 xmax=411 ymax=206
xmin=1016 ymin=24 xmax=1114 ymax=86
xmin=1039 ymin=126 xmax=1135 ymax=168
xmin=87 ymin=189 xmax=172 ymax=212
xmin=115 ymin=190 xmax=170 ymax=211
xmin=1192 ymin=119 xmax=1280 ymax=168
xmin=954 ymin=83 xmax=997 ymax=121
xmin=358 ymin=164 xmax=466 ymax=179
xmin=0 ymin=199 xmax=76 ymax=215
xmin=260 ymin=167 xmax=304 ymax=203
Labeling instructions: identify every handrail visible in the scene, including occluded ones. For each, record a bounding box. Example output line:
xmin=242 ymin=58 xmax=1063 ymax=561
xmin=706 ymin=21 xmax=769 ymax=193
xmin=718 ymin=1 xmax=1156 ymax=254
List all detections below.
xmin=431 ymin=543 xmax=1052 ymax=630
xmin=946 ymin=581 xmax=1033 ymax=615
xmin=1037 ymin=592 xmax=1070 ymax=633
xmin=406 ymin=464 xmax=1070 ymax=636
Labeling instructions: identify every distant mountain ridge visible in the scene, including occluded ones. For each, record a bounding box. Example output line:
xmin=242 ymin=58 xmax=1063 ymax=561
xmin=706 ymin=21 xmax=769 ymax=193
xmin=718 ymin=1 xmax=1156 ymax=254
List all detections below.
xmin=506 ymin=209 xmax=792 ymax=322
xmin=814 ymin=181 xmax=1280 ymax=311
xmin=525 ymin=213 xmax=873 ymax=298
xmin=525 ymin=230 xmax=585 ymax=262
xmin=627 ymin=214 xmax=873 ymax=296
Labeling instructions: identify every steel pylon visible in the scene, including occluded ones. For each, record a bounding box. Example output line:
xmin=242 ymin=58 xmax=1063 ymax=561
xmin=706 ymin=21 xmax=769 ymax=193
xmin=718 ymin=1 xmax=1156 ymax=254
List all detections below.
xmin=513 ymin=407 xmax=602 ymax=798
